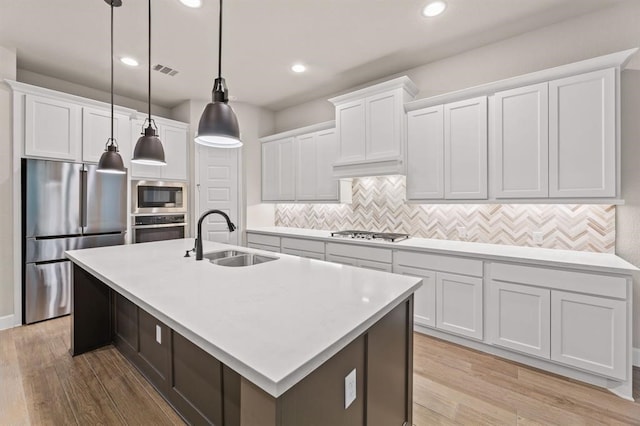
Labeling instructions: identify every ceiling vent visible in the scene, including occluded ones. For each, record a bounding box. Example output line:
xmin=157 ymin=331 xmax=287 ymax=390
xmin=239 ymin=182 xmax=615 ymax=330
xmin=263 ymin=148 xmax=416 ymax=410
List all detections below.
xmin=153 ymin=64 xmax=179 ymax=76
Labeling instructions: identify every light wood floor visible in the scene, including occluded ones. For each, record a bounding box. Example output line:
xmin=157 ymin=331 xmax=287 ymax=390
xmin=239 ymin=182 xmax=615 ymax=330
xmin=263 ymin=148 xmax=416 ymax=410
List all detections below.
xmin=1 ymin=317 xmax=640 ymax=425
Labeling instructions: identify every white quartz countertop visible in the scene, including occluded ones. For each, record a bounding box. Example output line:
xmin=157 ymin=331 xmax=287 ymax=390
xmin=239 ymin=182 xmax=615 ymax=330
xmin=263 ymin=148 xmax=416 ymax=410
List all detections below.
xmin=247 ymin=227 xmax=638 ymax=273
xmin=66 ymin=239 xmax=421 ymax=398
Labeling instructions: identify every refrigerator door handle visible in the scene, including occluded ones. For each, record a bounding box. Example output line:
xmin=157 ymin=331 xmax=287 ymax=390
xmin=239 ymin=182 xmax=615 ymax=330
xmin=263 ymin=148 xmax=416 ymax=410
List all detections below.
xmin=80 ymin=167 xmax=88 ymax=229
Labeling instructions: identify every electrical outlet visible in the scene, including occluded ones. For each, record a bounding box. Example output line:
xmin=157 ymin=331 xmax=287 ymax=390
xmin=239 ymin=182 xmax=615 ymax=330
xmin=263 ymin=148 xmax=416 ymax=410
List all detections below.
xmin=344 ymin=368 xmax=356 ymax=409
xmin=457 ymin=226 xmax=467 ymax=239
xmin=156 ymin=325 xmax=162 ymax=344
xmin=532 ymin=231 xmax=543 ymax=244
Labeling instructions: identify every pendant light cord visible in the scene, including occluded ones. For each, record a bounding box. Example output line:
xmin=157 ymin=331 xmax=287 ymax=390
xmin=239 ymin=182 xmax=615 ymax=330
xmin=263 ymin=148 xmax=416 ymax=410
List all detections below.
xmin=110 ymin=1 xmax=114 ymax=142
xmin=218 ymin=0 xmax=223 ymax=79
xmin=148 ymin=0 xmax=152 ymax=122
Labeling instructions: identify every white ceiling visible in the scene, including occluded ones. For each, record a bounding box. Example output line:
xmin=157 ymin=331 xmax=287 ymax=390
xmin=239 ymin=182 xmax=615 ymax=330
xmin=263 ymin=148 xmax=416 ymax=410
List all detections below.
xmin=0 ymin=0 xmax=628 ymax=111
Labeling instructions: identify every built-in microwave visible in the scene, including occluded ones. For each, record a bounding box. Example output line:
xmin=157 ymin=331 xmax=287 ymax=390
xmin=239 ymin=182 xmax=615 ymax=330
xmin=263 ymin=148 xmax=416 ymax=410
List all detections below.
xmin=132 ymin=180 xmax=187 ymax=214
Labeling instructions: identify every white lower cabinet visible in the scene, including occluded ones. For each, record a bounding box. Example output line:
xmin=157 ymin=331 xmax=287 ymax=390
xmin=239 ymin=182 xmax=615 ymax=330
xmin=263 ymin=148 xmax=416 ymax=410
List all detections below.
xmin=488 ymin=281 xmax=551 ymax=358
xmin=393 ymin=265 xmax=436 ymax=328
xmin=436 ymin=273 xmax=483 ymax=340
xmin=325 ymin=243 xmax=392 ymax=272
xmin=551 ymin=290 xmax=626 ymax=380
xmin=281 ymin=237 xmax=325 ymax=261
xmin=246 ymin=233 xmax=281 ymax=253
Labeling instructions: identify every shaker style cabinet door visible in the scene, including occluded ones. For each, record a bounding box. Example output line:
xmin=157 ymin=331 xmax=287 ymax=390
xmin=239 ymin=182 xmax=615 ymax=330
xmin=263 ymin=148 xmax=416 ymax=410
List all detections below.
xmin=315 ymin=129 xmax=339 ymax=200
xmin=406 ymin=105 xmax=444 ymax=200
xmin=549 ymin=68 xmax=616 ymax=198
xmin=261 ymin=137 xmax=296 ymax=201
xmin=550 ymin=290 xmax=626 ymax=380
xmin=436 ymin=272 xmax=483 ymax=339
xmin=394 ymin=265 xmax=436 ymax=328
xmin=365 ymin=91 xmax=402 ymax=161
xmin=160 ymin=124 xmax=188 ymax=181
xmin=493 ymin=83 xmax=549 ymax=198
xmin=82 ymin=107 xmax=131 ymax=166
xmin=443 ymin=96 xmax=488 ymax=200
xmin=335 ymin=99 xmax=366 ymax=164
xmin=295 ymin=133 xmax=318 ymax=201
xmin=24 ymin=94 xmax=81 ymax=161
xmin=487 ymin=280 xmax=551 ymax=359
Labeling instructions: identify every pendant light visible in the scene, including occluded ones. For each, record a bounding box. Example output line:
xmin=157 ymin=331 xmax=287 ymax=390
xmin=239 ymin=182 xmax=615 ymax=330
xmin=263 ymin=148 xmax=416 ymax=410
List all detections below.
xmin=97 ymin=0 xmax=126 ymax=174
xmin=131 ymin=0 xmax=166 ymax=165
xmin=195 ymin=0 xmax=242 ymax=148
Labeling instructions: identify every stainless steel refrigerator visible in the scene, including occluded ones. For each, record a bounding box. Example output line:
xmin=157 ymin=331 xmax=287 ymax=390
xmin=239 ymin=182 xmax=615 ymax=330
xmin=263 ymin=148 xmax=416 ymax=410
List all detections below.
xmin=22 ymin=159 xmax=127 ymax=324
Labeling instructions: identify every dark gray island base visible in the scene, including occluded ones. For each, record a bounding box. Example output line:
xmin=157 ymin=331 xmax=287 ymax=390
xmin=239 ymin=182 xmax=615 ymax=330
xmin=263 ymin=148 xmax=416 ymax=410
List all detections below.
xmin=71 ymin=264 xmax=414 ymax=426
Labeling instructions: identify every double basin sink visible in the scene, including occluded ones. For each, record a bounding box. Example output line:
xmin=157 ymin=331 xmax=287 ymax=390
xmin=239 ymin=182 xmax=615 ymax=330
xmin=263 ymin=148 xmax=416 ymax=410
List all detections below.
xmin=203 ymin=250 xmax=278 ymax=267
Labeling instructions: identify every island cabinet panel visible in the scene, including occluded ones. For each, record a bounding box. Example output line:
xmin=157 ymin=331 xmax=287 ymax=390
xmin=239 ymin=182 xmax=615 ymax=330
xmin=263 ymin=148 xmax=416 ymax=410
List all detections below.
xmin=113 ymin=293 xmax=138 ymax=354
xmin=278 ymin=335 xmax=366 ymax=426
xmin=137 ymin=308 xmax=171 ymax=392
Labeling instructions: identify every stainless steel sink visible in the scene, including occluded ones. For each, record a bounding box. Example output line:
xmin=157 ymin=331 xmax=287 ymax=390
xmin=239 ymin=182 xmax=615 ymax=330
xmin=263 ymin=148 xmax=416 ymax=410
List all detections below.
xmin=204 ymin=250 xmax=278 ymax=267
xmin=203 ymin=250 xmax=246 ymax=261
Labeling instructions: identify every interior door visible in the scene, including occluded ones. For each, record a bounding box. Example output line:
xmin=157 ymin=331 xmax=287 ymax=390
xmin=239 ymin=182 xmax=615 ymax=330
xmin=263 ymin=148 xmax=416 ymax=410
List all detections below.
xmin=197 ymin=144 xmax=240 ymax=245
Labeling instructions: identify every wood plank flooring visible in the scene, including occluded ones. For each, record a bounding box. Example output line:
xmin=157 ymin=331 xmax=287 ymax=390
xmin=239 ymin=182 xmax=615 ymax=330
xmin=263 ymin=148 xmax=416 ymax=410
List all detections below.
xmin=1 ymin=317 xmax=639 ymax=425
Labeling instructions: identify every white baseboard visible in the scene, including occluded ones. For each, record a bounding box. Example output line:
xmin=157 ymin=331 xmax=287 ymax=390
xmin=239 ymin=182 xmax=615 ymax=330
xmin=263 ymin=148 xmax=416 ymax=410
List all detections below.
xmin=634 ymin=347 xmax=640 ymax=368
xmin=0 ymin=314 xmax=17 ymax=331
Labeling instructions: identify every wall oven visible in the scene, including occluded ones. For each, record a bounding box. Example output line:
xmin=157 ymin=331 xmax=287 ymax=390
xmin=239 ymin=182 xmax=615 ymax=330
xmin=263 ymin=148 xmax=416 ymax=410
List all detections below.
xmin=132 ymin=214 xmax=187 ymax=244
xmin=132 ymin=180 xmax=187 ymax=214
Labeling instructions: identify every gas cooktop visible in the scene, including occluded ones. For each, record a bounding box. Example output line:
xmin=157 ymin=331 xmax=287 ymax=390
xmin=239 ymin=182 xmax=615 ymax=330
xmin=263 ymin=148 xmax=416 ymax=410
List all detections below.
xmin=330 ymin=230 xmax=410 ymax=243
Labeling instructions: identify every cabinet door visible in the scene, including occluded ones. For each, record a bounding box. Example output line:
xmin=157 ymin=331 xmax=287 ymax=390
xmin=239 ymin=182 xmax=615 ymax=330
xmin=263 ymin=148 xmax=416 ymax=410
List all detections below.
xmin=161 ymin=124 xmax=188 ymax=180
xmin=335 ymin=99 xmax=366 ymax=164
xmin=315 ymin=129 xmax=339 ymax=200
xmin=551 ymin=290 xmax=626 ymax=380
xmin=261 ymin=140 xmax=279 ymax=201
xmin=494 ymin=83 xmax=549 ymax=198
xmin=366 ymin=91 xmax=401 ymax=161
xmin=130 ymin=119 xmax=161 ymax=179
xmin=394 ymin=266 xmax=436 ymax=328
xmin=549 ymin=68 xmax=616 ymax=198
xmin=444 ymin=96 xmax=488 ymax=199
xmin=82 ymin=107 xmax=131 ymax=166
xmin=488 ymin=280 xmax=550 ymax=358
xmin=278 ymin=137 xmax=296 ymax=200
xmin=25 ymin=94 xmax=81 ymax=161
xmin=296 ymin=133 xmax=317 ymax=200
xmin=406 ymin=106 xmax=444 ymax=200
xmin=436 ymin=272 xmax=483 ymax=339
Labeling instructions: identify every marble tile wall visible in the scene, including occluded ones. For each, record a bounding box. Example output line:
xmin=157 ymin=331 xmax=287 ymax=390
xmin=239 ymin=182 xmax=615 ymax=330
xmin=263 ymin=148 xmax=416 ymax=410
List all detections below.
xmin=274 ymin=176 xmax=615 ymax=253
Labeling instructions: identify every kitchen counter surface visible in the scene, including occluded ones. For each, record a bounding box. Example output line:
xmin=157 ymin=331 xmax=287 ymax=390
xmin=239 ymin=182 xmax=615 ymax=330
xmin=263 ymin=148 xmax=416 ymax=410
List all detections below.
xmin=66 ymin=239 xmax=421 ymax=398
xmin=247 ymin=227 xmax=638 ymax=273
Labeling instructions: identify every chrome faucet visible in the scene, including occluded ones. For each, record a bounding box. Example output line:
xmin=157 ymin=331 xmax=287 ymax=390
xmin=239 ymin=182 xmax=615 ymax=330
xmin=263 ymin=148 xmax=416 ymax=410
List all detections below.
xmin=195 ymin=209 xmax=236 ymax=260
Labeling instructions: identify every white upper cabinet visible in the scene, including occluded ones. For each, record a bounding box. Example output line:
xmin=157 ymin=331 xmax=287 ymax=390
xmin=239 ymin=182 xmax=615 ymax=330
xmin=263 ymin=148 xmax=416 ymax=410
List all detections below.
xmin=82 ymin=106 xmax=131 ymax=167
xmin=262 ymin=136 xmax=296 ymax=202
xmin=444 ymin=96 xmax=488 ymax=200
xmin=130 ymin=117 xmax=189 ymax=181
xmin=549 ymin=68 xmax=616 ymax=198
xmin=406 ymin=105 xmax=444 ymax=200
xmin=262 ymin=122 xmax=350 ymax=203
xmin=493 ymin=83 xmax=549 ymax=198
xmin=24 ymin=94 xmax=81 ymax=161
xmin=330 ymin=76 xmax=418 ymax=178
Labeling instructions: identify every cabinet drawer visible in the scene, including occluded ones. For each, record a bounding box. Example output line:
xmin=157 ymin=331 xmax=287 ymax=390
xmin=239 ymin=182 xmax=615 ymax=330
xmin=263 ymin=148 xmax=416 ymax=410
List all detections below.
xmin=281 ymin=237 xmax=325 ymax=254
xmin=490 ymin=263 xmax=627 ymax=299
xmin=394 ymin=250 xmax=482 ymax=277
xmin=281 ymin=248 xmax=325 ymax=261
xmin=247 ymin=243 xmax=280 ymax=253
xmin=326 ymin=242 xmax=391 ymax=264
xmin=247 ymin=233 xmax=281 ymax=249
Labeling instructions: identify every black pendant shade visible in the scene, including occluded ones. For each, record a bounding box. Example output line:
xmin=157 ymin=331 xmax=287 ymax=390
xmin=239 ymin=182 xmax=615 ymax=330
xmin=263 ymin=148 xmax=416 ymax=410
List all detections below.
xmin=195 ymin=0 xmax=242 ymax=148
xmin=98 ymin=140 xmax=126 ymax=174
xmin=132 ymin=120 xmax=166 ymax=165
xmin=131 ymin=0 xmax=166 ymax=165
xmin=97 ymin=0 xmax=126 ymax=174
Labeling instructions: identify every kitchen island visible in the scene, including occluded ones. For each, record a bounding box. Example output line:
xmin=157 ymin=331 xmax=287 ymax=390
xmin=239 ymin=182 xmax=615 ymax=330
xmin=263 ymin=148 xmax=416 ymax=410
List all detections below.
xmin=66 ymin=239 xmax=422 ymax=425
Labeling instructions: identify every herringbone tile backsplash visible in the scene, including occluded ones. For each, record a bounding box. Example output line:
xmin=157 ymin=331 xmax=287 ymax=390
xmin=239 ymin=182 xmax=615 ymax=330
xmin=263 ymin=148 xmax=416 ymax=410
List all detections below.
xmin=275 ymin=176 xmax=615 ymax=253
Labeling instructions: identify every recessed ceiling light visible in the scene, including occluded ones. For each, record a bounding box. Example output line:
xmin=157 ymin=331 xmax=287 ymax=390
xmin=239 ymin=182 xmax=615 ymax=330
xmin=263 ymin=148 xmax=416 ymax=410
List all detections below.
xmin=120 ymin=56 xmax=139 ymax=67
xmin=178 ymin=0 xmax=202 ymax=8
xmin=422 ymin=1 xmax=447 ymax=17
xmin=291 ymin=63 xmax=307 ymax=73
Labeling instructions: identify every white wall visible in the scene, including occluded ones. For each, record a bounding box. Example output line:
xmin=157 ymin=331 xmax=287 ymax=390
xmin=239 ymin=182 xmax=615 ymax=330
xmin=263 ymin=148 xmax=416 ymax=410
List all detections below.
xmin=0 ymin=46 xmax=17 ymax=326
xmin=17 ymin=69 xmax=171 ymax=119
xmin=272 ymin=0 xmax=640 ymax=349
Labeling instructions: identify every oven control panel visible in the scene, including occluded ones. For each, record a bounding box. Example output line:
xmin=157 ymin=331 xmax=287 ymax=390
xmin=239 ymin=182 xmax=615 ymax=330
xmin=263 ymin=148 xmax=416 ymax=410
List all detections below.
xmin=134 ymin=214 xmax=186 ymax=226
